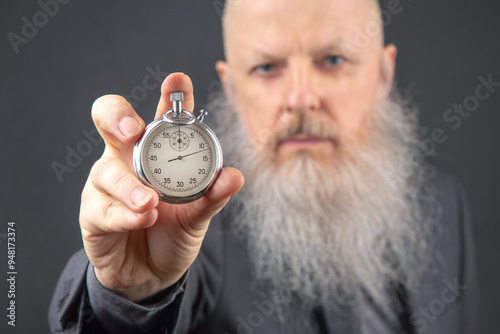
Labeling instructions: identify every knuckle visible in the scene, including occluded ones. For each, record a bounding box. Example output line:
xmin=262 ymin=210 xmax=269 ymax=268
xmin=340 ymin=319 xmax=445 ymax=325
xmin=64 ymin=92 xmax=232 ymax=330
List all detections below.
xmin=91 ymin=156 xmax=111 ymax=178
xmin=81 ymin=181 xmax=93 ymax=203
xmin=90 ymin=156 xmax=138 ymax=201
xmin=102 ymin=200 xmax=121 ymax=222
xmin=79 ymin=195 xmax=103 ymax=233
xmin=90 ymin=157 xmax=117 ymax=189
xmin=114 ymin=172 xmax=136 ymax=195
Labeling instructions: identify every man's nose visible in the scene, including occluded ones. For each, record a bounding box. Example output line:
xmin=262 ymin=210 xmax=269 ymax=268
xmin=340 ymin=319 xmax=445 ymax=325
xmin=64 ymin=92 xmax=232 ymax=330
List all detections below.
xmin=283 ymin=60 xmax=320 ymax=114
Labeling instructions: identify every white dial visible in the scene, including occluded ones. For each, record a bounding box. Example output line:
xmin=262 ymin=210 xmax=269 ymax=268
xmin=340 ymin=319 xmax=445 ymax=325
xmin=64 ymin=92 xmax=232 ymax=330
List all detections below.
xmin=142 ymin=123 xmax=215 ymax=197
xmin=133 ymin=91 xmax=223 ymax=204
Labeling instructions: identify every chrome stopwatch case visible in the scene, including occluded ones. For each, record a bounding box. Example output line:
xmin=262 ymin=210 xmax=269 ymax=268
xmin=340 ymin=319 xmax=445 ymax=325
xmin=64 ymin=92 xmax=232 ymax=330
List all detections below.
xmin=133 ymin=92 xmax=223 ymax=204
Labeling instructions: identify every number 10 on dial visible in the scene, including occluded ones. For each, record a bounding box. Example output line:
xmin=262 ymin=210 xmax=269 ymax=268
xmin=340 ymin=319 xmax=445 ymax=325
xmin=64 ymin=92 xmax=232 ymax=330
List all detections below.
xmin=133 ymin=92 xmax=223 ymax=204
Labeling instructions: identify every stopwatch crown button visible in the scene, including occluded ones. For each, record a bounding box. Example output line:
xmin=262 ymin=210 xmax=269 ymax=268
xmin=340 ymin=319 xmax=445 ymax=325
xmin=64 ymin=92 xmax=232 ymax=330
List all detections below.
xmin=170 ymin=92 xmax=184 ymax=102
xmin=197 ymin=109 xmax=208 ymax=123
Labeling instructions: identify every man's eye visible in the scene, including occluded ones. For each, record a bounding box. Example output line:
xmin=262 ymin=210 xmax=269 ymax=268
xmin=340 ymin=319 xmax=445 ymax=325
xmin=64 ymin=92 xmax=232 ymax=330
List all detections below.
xmin=323 ymin=55 xmax=345 ymax=67
xmin=255 ymin=63 xmax=276 ymax=74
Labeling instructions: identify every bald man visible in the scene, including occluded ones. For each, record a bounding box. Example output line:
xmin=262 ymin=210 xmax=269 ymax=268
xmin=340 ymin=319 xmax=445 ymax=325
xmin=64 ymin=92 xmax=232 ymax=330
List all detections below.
xmin=49 ymin=0 xmax=478 ymax=333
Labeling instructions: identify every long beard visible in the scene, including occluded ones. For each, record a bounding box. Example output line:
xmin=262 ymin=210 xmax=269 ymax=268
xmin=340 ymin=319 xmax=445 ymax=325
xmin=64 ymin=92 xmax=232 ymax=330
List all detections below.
xmin=210 ymin=88 xmax=436 ymax=318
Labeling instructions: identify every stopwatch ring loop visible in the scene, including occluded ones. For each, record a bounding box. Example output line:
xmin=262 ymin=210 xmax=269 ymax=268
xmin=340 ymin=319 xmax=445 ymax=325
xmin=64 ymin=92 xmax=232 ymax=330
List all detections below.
xmin=163 ymin=109 xmax=196 ymax=125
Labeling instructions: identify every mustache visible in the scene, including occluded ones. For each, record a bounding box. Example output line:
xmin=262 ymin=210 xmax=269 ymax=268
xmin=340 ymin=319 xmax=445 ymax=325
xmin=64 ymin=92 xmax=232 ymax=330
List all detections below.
xmin=268 ymin=113 xmax=340 ymax=147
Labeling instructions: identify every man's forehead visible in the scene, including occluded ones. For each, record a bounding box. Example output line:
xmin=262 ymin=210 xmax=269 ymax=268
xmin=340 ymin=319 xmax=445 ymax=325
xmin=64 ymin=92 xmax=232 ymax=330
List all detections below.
xmin=222 ymin=0 xmax=382 ymax=56
xmin=223 ymin=0 xmax=380 ymax=26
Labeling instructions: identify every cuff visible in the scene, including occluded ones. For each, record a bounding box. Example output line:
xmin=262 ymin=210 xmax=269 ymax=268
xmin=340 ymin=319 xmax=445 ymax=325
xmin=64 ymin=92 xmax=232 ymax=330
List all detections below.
xmin=87 ymin=263 xmax=188 ymax=333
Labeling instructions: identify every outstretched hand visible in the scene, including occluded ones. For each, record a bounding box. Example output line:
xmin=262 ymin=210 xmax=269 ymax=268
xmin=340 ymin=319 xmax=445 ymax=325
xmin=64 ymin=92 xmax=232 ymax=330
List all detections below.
xmin=79 ymin=73 xmax=244 ymax=302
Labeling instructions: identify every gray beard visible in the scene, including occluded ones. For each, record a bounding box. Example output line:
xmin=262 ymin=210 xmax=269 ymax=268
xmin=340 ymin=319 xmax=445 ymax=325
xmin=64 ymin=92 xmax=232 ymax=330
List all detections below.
xmin=209 ymin=87 xmax=437 ymax=318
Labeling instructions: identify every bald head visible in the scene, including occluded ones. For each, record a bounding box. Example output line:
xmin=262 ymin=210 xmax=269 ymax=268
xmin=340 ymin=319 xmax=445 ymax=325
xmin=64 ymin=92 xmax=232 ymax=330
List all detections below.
xmin=221 ymin=0 xmax=385 ymax=62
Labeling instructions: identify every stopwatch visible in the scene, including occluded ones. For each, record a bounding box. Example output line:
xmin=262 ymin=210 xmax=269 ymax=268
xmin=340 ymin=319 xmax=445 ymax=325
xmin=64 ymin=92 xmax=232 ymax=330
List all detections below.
xmin=133 ymin=92 xmax=223 ymax=204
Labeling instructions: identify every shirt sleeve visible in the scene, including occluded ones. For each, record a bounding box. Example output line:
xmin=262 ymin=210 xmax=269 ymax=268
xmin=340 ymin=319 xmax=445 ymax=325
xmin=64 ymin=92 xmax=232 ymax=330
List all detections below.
xmin=86 ymin=263 xmax=188 ymax=333
xmin=48 ymin=248 xmax=188 ymax=333
xmin=49 ymin=213 xmax=226 ymax=333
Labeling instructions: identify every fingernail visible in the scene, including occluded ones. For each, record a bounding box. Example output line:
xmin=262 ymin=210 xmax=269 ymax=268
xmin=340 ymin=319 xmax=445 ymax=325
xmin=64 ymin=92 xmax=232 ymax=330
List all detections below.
xmin=136 ymin=211 xmax=151 ymax=217
xmin=119 ymin=116 xmax=141 ymax=137
xmin=131 ymin=188 xmax=152 ymax=207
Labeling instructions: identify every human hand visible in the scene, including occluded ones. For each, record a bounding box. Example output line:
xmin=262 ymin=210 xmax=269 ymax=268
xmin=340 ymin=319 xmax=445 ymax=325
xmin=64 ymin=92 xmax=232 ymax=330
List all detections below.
xmin=79 ymin=73 xmax=244 ymax=302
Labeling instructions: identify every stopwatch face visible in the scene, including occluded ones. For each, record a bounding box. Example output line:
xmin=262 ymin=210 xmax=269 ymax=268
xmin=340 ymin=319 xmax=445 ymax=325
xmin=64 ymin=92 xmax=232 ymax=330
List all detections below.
xmin=134 ymin=120 xmax=222 ymax=204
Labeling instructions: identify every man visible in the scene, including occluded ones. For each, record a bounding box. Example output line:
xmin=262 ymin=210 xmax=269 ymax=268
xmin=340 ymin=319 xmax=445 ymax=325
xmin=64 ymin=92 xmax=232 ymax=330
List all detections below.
xmin=49 ymin=0 xmax=478 ymax=332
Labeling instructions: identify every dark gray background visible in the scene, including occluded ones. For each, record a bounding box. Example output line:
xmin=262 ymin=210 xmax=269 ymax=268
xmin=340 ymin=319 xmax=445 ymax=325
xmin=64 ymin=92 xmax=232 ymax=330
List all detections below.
xmin=1 ymin=0 xmax=499 ymax=333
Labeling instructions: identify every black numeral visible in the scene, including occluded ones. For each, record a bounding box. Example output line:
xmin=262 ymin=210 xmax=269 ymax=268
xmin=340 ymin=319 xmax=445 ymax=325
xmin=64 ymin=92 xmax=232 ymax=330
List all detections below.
xmin=199 ymin=143 xmax=205 ymax=149
xmin=153 ymin=142 xmax=162 ymax=149
xmin=163 ymin=132 xmax=170 ymax=138
xmin=189 ymin=178 xmax=197 ymax=184
xmin=203 ymin=156 xmax=208 ymax=161
xmin=190 ymin=133 xmax=194 ymax=139
xmin=177 ymin=181 xmax=184 ymax=187
xmin=164 ymin=178 xmax=171 ymax=184
xmin=153 ymin=168 xmax=161 ymax=174
xmin=198 ymin=169 xmax=206 ymax=175
xmin=150 ymin=155 xmax=157 ymax=161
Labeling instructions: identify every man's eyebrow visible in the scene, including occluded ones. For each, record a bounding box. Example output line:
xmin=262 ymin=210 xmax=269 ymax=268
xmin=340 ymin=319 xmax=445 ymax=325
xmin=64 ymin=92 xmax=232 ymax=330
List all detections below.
xmin=249 ymin=44 xmax=289 ymax=62
xmin=249 ymin=38 xmax=348 ymax=61
xmin=309 ymin=40 xmax=347 ymax=56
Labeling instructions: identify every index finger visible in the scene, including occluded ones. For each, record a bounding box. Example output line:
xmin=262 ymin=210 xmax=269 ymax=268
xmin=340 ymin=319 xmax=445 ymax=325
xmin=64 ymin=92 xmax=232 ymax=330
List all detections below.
xmin=92 ymin=95 xmax=146 ymax=162
xmin=154 ymin=72 xmax=195 ymax=120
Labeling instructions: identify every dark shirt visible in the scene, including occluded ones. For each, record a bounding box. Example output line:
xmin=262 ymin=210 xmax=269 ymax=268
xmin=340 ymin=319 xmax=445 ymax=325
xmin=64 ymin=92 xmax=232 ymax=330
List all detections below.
xmin=48 ymin=170 xmax=479 ymax=333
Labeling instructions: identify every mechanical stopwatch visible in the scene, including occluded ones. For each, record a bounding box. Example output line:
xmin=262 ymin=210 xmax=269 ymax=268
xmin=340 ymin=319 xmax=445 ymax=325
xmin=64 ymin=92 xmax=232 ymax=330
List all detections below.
xmin=133 ymin=92 xmax=223 ymax=204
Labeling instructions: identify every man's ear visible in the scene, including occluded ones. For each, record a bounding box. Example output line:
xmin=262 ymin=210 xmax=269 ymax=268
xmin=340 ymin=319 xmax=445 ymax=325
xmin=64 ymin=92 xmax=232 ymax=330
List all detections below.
xmin=381 ymin=44 xmax=397 ymax=96
xmin=215 ymin=60 xmax=233 ymax=100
